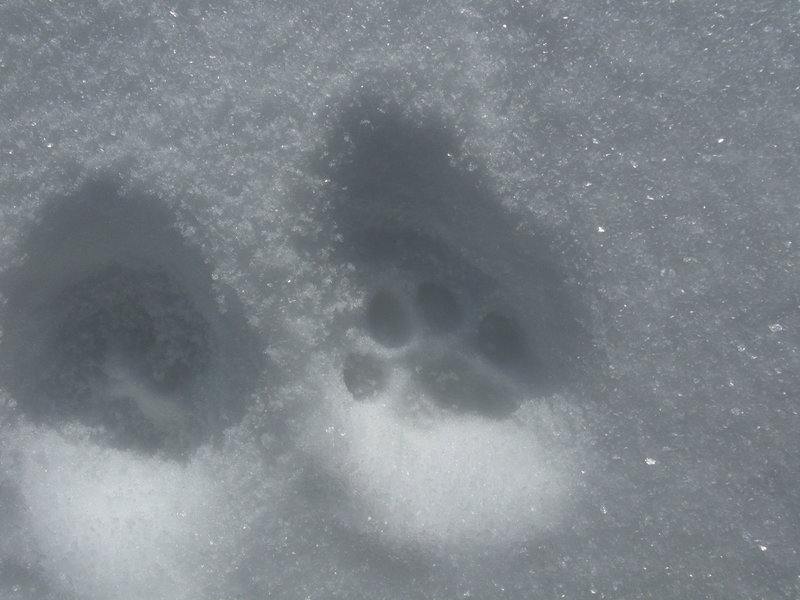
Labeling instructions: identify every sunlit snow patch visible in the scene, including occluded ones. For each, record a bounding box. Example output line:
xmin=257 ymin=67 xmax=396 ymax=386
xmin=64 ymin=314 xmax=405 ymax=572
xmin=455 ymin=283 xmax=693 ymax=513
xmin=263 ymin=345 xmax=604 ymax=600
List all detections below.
xmin=306 ymin=367 xmax=588 ymax=551
xmin=2 ymin=425 xmax=214 ymax=600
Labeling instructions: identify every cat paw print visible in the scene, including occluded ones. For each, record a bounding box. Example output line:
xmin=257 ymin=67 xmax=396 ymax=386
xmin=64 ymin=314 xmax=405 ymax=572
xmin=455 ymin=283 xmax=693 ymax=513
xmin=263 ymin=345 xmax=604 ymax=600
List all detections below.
xmin=311 ymin=86 xmax=603 ymax=419
xmin=343 ymin=281 xmax=529 ymax=420
xmin=300 ymin=86 xmax=604 ymax=552
xmin=0 ymin=179 xmax=263 ymax=458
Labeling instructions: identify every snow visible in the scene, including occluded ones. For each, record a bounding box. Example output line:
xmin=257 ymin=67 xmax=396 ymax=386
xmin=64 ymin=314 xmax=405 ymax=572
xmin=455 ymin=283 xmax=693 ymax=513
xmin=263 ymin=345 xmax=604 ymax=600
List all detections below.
xmin=0 ymin=1 xmax=798 ymax=598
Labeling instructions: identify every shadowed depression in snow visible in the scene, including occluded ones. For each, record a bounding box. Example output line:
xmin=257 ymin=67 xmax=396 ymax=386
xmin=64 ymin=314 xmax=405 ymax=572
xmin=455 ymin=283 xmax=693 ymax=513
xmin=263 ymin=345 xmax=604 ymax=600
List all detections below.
xmin=0 ymin=181 xmax=262 ymax=457
xmin=312 ymin=91 xmax=606 ymax=419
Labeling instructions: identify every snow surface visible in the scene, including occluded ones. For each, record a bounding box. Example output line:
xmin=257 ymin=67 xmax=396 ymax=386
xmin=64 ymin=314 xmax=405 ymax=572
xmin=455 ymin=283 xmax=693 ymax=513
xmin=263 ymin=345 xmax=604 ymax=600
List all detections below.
xmin=0 ymin=1 xmax=798 ymax=598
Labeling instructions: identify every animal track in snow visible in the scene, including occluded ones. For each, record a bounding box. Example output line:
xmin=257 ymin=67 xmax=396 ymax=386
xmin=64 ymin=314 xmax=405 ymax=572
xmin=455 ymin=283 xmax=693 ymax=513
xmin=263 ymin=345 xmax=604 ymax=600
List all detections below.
xmin=300 ymin=86 xmax=604 ymax=551
xmin=0 ymin=179 xmax=262 ymax=458
xmin=345 ymin=283 xmax=525 ymax=419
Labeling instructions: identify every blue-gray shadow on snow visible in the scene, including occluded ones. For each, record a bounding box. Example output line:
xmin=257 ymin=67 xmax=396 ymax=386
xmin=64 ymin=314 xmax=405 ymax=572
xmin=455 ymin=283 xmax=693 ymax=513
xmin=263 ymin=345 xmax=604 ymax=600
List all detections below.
xmin=308 ymin=78 xmax=608 ymax=419
xmin=0 ymin=178 xmax=264 ymax=459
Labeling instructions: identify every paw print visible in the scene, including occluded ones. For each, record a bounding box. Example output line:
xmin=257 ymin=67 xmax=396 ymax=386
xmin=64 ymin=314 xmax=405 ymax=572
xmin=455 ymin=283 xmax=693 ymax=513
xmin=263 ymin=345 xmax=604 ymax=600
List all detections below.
xmin=0 ymin=180 xmax=262 ymax=458
xmin=343 ymin=280 xmax=529 ymax=420
xmin=300 ymin=90 xmax=602 ymax=551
